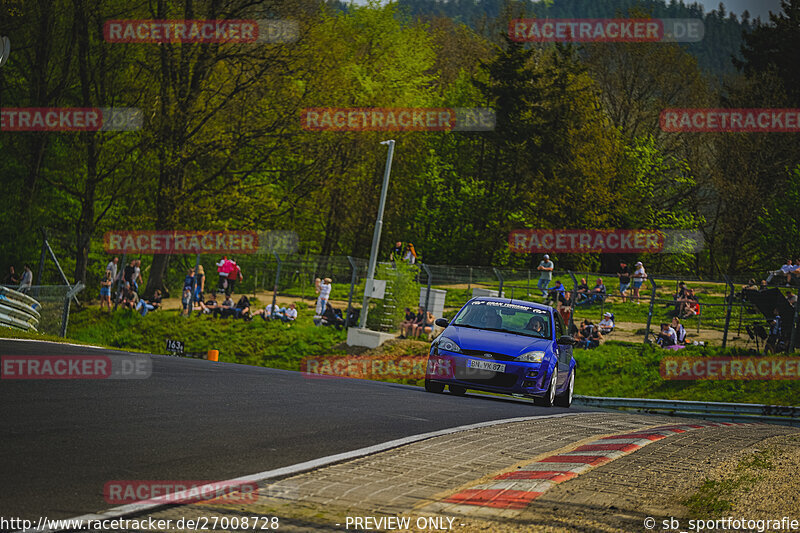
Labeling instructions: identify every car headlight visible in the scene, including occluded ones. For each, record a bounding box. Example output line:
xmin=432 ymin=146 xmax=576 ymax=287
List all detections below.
xmin=437 ymin=336 xmax=462 ymax=353
xmin=517 ymin=351 xmax=545 ymax=363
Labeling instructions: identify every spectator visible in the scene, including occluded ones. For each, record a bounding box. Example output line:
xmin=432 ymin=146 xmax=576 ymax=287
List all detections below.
xmin=215 ymin=294 xmax=236 ymax=318
xmin=4 ymin=265 xmax=20 ymax=286
xmin=216 ymin=255 xmax=230 ymax=293
xmin=404 ymin=243 xmax=417 ymax=264
xmin=279 ymin=302 xmax=298 ymax=322
xmin=137 ymin=289 xmax=162 ymax=317
xmin=133 ymin=259 xmax=143 ymax=292
xmin=18 ymin=264 xmax=33 ymax=294
xmin=598 ymin=312 xmax=614 ymax=334
xmin=776 ymin=259 xmax=798 ymax=286
xmin=399 ymin=307 xmax=416 ymax=339
xmin=105 ymin=257 xmax=118 ymax=285
xmin=574 ymin=278 xmax=590 ymax=303
xmin=577 ymin=278 xmax=606 ymax=305
xmin=181 ymin=287 xmax=192 ymax=316
xmin=199 ymin=293 xmax=220 ymax=315
xmin=787 ymin=291 xmax=797 ymax=308
xmin=545 ymin=280 xmax=568 ymax=307
xmin=402 ymin=306 xmax=425 ymax=338
xmin=767 ymin=308 xmax=782 ymax=349
xmin=315 ymin=303 xmax=345 ymax=329
xmin=679 ymin=288 xmax=699 ymax=318
xmin=389 ymin=241 xmax=404 ymax=263
xmin=574 ymin=319 xmax=597 ymax=349
xmin=742 ymin=278 xmax=758 ymax=294
xmin=413 ymin=309 xmax=435 ymax=339
xmin=254 ymin=301 xmax=280 ymax=320
xmin=317 ymin=277 xmax=332 ymax=316
xmin=671 ymin=316 xmax=687 ymax=344
xmin=631 ymin=261 xmax=647 ymax=304
xmin=194 ymin=265 xmax=205 ymax=304
xmin=617 ymin=261 xmax=631 ymax=303
xmin=673 ymin=281 xmax=688 ymax=315
xmin=759 ymin=279 xmax=769 ymax=291
xmin=123 ymin=259 xmax=135 ymax=290
xmin=586 ymin=325 xmax=604 ymax=349
xmin=99 ymin=270 xmax=113 ymax=312
xmin=122 ymin=282 xmax=139 ymax=310
xmin=226 ymin=260 xmax=242 ymax=296
xmin=233 ymin=295 xmax=251 ymax=319
xmin=537 ymin=254 xmax=554 ymax=297
xmin=656 ymin=322 xmax=677 ymax=347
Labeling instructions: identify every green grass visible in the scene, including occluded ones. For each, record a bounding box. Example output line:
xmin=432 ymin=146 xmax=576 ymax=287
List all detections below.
xmin=574 ymin=341 xmax=800 ymax=405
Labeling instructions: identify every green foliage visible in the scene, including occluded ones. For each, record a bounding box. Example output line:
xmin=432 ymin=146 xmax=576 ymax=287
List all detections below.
xmin=368 ymin=262 xmax=421 ymax=330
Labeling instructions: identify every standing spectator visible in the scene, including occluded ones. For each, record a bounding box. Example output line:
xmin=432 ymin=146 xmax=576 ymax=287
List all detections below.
xmin=105 ymin=257 xmax=118 ymax=285
xmin=404 ymin=243 xmax=417 ymax=264
xmin=617 ymin=261 xmax=631 ymax=303
xmin=767 ymin=308 xmax=782 ymax=350
xmin=317 ymin=277 xmax=332 ymax=316
xmin=226 ymin=260 xmax=242 ymax=296
xmin=216 ymin=255 xmax=229 ymax=293
xmin=194 ymin=265 xmax=205 ymax=304
xmin=181 ymin=287 xmax=192 ymax=316
xmin=18 ymin=264 xmax=33 ymax=294
xmin=99 ymin=270 xmax=113 ymax=312
xmin=4 ymin=266 xmax=20 ymax=286
xmin=631 ymin=261 xmax=647 ymax=304
xmin=123 ymin=259 xmax=135 ymax=290
xmin=390 ymin=241 xmax=403 ymax=263
xmin=537 ymin=254 xmax=554 ymax=297
xmin=133 ymin=259 xmax=143 ymax=292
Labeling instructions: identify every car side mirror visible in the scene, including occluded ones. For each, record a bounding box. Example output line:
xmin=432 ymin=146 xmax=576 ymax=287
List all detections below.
xmin=557 ymin=335 xmax=576 ymax=346
xmin=435 ymin=318 xmax=449 ymax=328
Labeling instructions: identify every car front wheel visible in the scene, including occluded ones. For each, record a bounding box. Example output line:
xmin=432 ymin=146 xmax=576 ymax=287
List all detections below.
xmin=533 ymin=368 xmax=557 ymax=407
xmin=554 ymin=369 xmax=574 ymax=408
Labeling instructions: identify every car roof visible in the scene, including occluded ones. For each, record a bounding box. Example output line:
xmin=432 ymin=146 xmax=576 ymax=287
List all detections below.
xmin=467 ymin=296 xmax=553 ymax=313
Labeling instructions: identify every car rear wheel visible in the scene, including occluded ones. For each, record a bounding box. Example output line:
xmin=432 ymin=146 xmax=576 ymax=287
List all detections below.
xmin=554 ymin=369 xmax=574 ymax=408
xmin=424 ymin=379 xmax=445 ymax=393
xmin=533 ymin=368 xmax=557 ymax=407
xmin=449 ymin=384 xmax=467 ymax=396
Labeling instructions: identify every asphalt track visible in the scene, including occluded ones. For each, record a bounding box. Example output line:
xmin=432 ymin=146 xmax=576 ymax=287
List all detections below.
xmin=0 ymin=339 xmax=591 ymax=521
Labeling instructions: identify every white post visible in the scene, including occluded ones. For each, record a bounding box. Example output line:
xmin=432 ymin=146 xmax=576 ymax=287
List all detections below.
xmin=359 ymin=140 xmax=395 ymax=328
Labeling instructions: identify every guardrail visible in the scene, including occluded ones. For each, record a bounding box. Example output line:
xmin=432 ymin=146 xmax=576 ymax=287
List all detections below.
xmin=0 ymin=286 xmax=41 ymax=332
xmin=574 ymin=395 xmax=800 ymax=427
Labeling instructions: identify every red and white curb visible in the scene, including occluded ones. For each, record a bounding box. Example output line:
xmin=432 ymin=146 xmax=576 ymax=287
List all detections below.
xmin=420 ymin=421 xmax=752 ymax=518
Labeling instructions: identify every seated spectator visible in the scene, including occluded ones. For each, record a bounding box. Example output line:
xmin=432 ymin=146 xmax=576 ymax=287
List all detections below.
xmin=413 ymin=310 xmax=435 ymax=339
xmin=577 ymin=278 xmax=606 ymax=305
xmin=545 ymin=280 xmax=568 ymax=307
xmin=759 ymin=279 xmax=769 ymax=291
xmin=671 ymin=316 xmax=687 ymax=344
xmin=402 ymin=306 xmax=425 ymax=338
xmin=586 ymin=326 xmax=604 ymax=349
xmin=4 ymin=266 xmax=20 ymax=286
xmin=598 ymin=312 xmax=614 ymax=334
xmin=214 ymin=295 xmax=236 ymax=318
xmin=573 ymin=319 xmax=594 ymax=348
xmin=198 ymin=292 xmax=218 ymax=314
xmin=775 ymin=259 xmax=798 ymax=286
xmin=136 ymin=289 xmax=162 ymax=317
xmin=315 ymin=303 xmax=345 ymax=330
xmin=787 ymin=291 xmax=797 ymax=308
xmin=279 ymin=303 xmax=298 ymax=322
xmin=679 ymin=288 xmax=699 ymax=318
xmin=574 ymin=278 xmax=590 ymax=303
xmin=254 ymin=302 xmax=280 ymax=320
xmin=122 ymin=283 xmax=139 ymax=310
xmin=399 ymin=307 xmax=416 ymax=339
xmin=234 ymin=296 xmax=251 ymax=319
xmin=767 ymin=308 xmax=782 ymax=351
xmin=656 ymin=322 xmax=677 ymax=347
xmin=742 ymin=278 xmax=758 ymax=292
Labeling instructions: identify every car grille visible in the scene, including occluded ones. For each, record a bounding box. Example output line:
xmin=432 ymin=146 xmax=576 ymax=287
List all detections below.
xmin=454 ymin=367 xmax=519 ymax=387
xmin=460 ymin=349 xmax=517 ymax=361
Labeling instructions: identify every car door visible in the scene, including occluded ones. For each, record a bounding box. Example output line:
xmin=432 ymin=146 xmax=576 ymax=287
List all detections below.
xmin=554 ymin=311 xmax=572 ymax=387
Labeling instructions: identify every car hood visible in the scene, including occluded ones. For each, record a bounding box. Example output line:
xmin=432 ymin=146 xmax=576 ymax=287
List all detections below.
xmin=445 ymin=325 xmax=552 ymax=357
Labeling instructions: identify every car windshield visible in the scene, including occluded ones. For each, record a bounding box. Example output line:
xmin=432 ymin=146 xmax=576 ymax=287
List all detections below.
xmin=453 ymin=301 xmax=552 ymax=339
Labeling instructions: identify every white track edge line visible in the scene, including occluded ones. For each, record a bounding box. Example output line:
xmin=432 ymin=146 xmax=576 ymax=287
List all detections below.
xmin=22 ymin=412 xmax=584 ymax=532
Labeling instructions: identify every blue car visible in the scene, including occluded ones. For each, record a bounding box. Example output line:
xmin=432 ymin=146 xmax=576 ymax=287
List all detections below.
xmin=424 ymin=297 xmax=577 ymax=407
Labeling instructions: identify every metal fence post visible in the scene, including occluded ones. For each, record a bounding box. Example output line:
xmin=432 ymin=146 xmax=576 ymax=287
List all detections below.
xmin=493 ymin=268 xmax=504 ymax=298
xmin=644 ymin=278 xmax=658 ymax=343
xmin=721 ymin=274 xmax=734 ymax=348
xmin=567 ymin=270 xmax=578 ymax=333
xmin=60 ymin=283 xmax=85 ymax=337
xmin=468 ymin=267 xmax=472 ymax=290
xmin=346 ymin=256 xmax=358 ymax=326
xmin=271 ymin=252 xmax=282 ymax=314
xmin=113 ymin=252 xmax=126 ymax=311
xmin=422 ymin=263 xmax=432 ymax=312
xmin=790 ymin=303 xmax=799 ymax=353
xmin=527 ymin=269 xmax=530 ymax=297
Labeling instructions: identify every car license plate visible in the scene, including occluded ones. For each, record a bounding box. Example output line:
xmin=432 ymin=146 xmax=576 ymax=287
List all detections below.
xmin=467 ymin=359 xmax=505 ymax=372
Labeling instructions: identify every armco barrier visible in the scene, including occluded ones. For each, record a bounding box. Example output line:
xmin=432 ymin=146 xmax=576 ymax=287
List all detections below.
xmin=574 ymin=395 xmax=800 ymax=427
xmin=0 ymin=286 xmax=41 ymax=332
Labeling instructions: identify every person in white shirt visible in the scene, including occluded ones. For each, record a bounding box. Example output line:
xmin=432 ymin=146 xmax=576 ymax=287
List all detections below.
xmin=777 ymin=259 xmax=797 ymax=286
xmin=631 ymin=261 xmax=647 ymax=304
xmin=106 ymin=257 xmax=118 ymax=283
xmin=598 ymin=312 xmax=614 ymax=334
xmin=657 ymin=323 xmax=677 ymax=347
xmin=279 ymin=303 xmax=298 ymax=322
xmin=671 ymin=316 xmax=687 ymax=344
xmin=317 ymin=278 xmax=332 ymax=315
xmin=18 ymin=264 xmax=33 ymax=294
